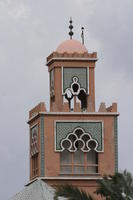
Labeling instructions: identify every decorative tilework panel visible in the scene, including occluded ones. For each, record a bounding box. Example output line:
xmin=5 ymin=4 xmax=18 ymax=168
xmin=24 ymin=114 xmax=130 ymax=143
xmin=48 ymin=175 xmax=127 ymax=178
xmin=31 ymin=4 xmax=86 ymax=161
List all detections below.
xmin=63 ymin=67 xmax=88 ymax=93
xmin=31 ymin=125 xmax=38 ymax=156
xmin=31 ymin=125 xmax=38 ymax=137
xmin=114 ymin=116 xmax=118 ymax=172
xmin=40 ymin=116 xmax=45 ymax=176
xmin=55 ymin=121 xmax=103 ymax=152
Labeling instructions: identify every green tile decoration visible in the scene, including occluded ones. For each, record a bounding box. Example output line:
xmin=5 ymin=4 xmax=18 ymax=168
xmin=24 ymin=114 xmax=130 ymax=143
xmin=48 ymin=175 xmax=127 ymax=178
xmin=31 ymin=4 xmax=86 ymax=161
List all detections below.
xmin=31 ymin=125 xmax=38 ymax=156
xmin=114 ymin=116 xmax=118 ymax=172
xmin=63 ymin=67 xmax=88 ymax=93
xmin=40 ymin=115 xmax=45 ymax=177
xmin=55 ymin=121 xmax=103 ymax=152
xmin=31 ymin=125 xmax=38 ymax=137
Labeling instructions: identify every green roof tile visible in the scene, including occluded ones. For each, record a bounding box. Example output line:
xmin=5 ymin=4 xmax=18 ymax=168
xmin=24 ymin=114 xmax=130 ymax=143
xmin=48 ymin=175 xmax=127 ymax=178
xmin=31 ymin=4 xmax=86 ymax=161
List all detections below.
xmin=9 ymin=179 xmax=65 ymax=200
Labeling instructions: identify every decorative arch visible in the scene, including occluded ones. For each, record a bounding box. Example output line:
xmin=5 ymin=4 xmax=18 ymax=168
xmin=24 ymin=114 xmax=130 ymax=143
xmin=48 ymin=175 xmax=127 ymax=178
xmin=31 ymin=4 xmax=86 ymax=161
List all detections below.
xmin=60 ymin=127 xmax=98 ymax=152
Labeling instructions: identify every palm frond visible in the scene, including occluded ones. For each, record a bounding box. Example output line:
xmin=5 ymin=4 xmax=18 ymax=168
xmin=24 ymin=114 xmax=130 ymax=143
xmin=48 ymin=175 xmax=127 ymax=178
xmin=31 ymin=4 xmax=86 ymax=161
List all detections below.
xmin=95 ymin=171 xmax=133 ymax=200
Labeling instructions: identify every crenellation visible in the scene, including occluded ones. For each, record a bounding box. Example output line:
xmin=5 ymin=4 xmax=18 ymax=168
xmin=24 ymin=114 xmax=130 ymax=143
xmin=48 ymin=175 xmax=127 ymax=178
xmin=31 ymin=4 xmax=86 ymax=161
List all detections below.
xmin=46 ymin=51 xmax=98 ymax=66
xmin=98 ymin=102 xmax=107 ymax=112
xmin=106 ymin=103 xmax=117 ymax=112
xmin=98 ymin=102 xmax=117 ymax=113
xmin=29 ymin=102 xmax=47 ymax=118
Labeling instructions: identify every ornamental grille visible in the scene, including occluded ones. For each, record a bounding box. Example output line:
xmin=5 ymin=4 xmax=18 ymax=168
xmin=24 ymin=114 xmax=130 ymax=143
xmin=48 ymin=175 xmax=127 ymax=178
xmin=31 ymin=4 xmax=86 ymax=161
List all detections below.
xmin=55 ymin=121 xmax=103 ymax=152
xmin=63 ymin=67 xmax=88 ymax=93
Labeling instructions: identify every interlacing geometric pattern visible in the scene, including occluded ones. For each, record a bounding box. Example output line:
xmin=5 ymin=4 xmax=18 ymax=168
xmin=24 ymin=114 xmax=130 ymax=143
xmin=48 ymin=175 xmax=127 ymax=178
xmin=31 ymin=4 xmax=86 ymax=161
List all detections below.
xmin=31 ymin=125 xmax=38 ymax=156
xmin=55 ymin=121 xmax=103 ymax=152
xmin=61 ymin=127 xmax=98 ymax=152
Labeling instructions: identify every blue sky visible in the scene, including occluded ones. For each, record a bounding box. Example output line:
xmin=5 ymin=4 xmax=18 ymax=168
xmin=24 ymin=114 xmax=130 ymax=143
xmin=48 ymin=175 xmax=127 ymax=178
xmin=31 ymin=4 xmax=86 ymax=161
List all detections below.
xmin=0 ymin=0 xmax=133 ymax=199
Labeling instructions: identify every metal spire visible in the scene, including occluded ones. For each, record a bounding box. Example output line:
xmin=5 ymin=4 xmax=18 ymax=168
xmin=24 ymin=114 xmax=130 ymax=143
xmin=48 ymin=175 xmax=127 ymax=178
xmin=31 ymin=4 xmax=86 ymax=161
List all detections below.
xmin=69 ymin=17 xmax=74 ymax=39
xmin=81 ymin=27 xmax=85 ymax=45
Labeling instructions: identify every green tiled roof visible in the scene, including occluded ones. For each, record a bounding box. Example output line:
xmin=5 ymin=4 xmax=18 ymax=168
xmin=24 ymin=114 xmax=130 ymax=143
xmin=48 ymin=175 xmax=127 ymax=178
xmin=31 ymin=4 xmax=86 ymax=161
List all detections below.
xmin=9 ymin=179 xmax=65 ymax=200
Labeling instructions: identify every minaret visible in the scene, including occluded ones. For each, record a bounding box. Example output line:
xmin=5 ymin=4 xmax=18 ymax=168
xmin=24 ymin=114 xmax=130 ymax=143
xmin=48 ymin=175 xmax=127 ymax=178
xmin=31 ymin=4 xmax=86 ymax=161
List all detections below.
xmin=28 ymin=20 xmax=119 ymax=197
xmin=48 ymin=19 xmax=97 ymax=113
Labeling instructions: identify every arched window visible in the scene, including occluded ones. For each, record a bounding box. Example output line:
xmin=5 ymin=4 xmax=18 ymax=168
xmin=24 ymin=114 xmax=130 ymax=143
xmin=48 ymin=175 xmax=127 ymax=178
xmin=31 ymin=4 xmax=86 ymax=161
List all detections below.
xmin=87 ymin=150 xmax=98 ymax=173
xmin=32 ymin=154 xmax=38 ymax=177
xmin=60 ymin=128 xmax=98 ymax=174
xmin=31 ymin=125 xmax=39 ymax=178
xmin=60 ymin=141 xmax=98 ymax=174
xmin=60 ymin=150 xmax=72 ymax=174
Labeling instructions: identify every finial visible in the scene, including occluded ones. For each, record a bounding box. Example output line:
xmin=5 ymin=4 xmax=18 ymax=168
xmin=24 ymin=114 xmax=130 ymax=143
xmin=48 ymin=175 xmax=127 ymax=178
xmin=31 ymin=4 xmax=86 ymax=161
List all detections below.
xmin=69 ymin=17 xmax=74 ymax=39
xmin=81 ymin=27 xmax=84 ymax=45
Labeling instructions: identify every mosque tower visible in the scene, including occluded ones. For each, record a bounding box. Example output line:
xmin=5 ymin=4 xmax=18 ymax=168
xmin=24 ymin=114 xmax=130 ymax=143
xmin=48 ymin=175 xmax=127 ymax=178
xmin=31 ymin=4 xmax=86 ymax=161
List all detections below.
xmin=27 ymin=19 xmax=119 ymax=195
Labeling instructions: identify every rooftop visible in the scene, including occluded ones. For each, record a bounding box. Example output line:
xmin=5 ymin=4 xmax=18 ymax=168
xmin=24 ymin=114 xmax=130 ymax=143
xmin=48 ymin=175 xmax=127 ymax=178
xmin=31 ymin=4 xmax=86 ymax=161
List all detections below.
xmin=9 ymin=179 xmax=65 ymax=200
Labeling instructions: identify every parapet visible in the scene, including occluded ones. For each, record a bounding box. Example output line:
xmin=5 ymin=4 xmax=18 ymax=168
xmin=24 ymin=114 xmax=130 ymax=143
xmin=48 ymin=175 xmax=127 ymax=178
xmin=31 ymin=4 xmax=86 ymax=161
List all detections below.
xmin=46 ymin=51 xmax=97 ymax=66
xmin=98 ymin=102 xmax=117 ymax=113
xmin=29 ymin=102 xmax=47 ymax=118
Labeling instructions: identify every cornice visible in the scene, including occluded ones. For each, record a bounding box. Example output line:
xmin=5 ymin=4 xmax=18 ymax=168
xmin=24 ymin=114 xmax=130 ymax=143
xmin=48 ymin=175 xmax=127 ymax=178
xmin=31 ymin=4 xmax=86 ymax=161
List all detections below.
xmin=27 ymin=111 xmax=120 ymax=124
xmin=46 ymin=51 xmax=98 ymax=66
xmin=25 ymin=176 xmax=102 ymax=186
